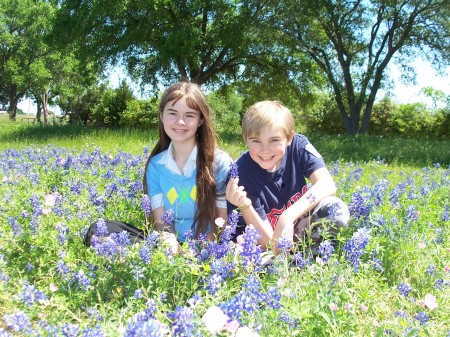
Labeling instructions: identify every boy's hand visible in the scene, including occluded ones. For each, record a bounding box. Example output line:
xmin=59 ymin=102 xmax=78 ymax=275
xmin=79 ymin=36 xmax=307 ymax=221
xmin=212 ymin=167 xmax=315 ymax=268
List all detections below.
xmin=226 ymin=178 xmax=252 ymax=210
xmin=272 ymin=222 xmax=294 ymax=255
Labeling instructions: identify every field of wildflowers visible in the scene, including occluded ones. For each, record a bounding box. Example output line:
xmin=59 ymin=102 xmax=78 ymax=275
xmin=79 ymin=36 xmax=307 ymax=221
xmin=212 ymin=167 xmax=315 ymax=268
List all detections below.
xmin=0 ymin=133 xmax=449 ymax=336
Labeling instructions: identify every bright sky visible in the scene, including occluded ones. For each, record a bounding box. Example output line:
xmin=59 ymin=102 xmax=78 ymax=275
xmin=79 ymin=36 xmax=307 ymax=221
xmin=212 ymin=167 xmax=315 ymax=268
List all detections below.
xmin=17 ymin=59 xmax=450 ymax=114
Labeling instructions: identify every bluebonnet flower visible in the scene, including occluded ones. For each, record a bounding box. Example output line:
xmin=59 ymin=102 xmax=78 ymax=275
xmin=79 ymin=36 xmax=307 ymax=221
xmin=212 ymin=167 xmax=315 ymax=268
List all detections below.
xmin=0 ymin=273 xmax=9 ymax=283
xmin=168 ymin=306 xmax=195 ymax=337
xmin=395 ymin=310 xmax=408 ymax=318
xmin=18 ymin=282 xmax=47 ymax=306
xmin=205 ymin=273 xmax=223 ymax=296
xmin=56 ymin=260 xmax=71 ymax=277
xmin=187 ymin=294 xmax=203 ymax=307
xmin=145 ymin=299 xmax=158 ymax=319
xmin=62 ymin=324 xmax=79 ymax=337
xmin=219 ymin=210 xmax=239 ymax=243
xmin=404 ymin=205 xmax=419 ymax=224
xmin=414 ymin=311 xmax=429 ymax=325
xmin=95 ymin=219 xmax=109 ymax=237
xmin=73 ymin=270 xmax=91 ymax=291
xmin=29 ymin=194 xmax=43 ymax=216
xmin=134 ymin=289 xmax=143 ymax=299
xmin=228 ymin=161 xmax=239 ymax=179
xmin=161 ymin=209 xmax=174 ymax=225
xmin=442 ymin=206 xmax=449 ymax=221
xmin=3 ymin=311 xmax=32 ymax=333
xmin=371 ymin=258 xmax=384 ymax=272
xmin=262 ymin=286 xmax=281 ymax=309
xmin=141 ymin=194 xmax=152 ymax=217
xmin=348 ymin=187 xmax=373 ymax=220
xmin=25 ymin=263 xmax=34 ymax=272
xmin=8 ymin=217 xmax=22 ymax=237
xmin=278 ymin=312 xmax=299 ymax=328
xmin=318 ymin=240 xmax=334 ymax=262
xmin=139 ymin=244 xmax=152 ymax=264
xmin=277 ymin=237 xmax=293 ymax=254
xmin=397 ymin=282 xmax=412 ymax=297
xmin=426 ymin=264 xmax=436 ymax=276
xmin=433 ymin=228 xmax=444 ymax=244
xmin=219 ymin=291 xmax=256 ymax=323
xmin=343 ymin=227 xmax=370 ymax=272
xmin=81 ymin=325 xmax=105 ymax=337
xmin=241 ymin=226 xmax=262 ymax=269
xmin=56 ymin=222 xmax=69 ymax=245
xmin=132 ymin=265 xmax=145 ymax=281
xmin=87 ymin=308 xmax=104 ymax=322
xmin=290 ymin=252 xmax=310 ymax=269
xmin=124 ymin=319 xmax=164 ymax=337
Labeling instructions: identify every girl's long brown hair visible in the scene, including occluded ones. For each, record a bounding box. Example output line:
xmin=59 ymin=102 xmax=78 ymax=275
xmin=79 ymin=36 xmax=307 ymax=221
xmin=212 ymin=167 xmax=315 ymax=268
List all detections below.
xmin=143 ymin=82 xmax=218 ymax=238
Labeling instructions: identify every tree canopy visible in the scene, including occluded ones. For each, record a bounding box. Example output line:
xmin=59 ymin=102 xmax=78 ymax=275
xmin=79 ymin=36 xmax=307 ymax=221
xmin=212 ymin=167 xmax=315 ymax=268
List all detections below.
xmin=1 ymin=0 xmax=449 ymax=133
xmin=278 ymin=0 xmax=450 ymax=134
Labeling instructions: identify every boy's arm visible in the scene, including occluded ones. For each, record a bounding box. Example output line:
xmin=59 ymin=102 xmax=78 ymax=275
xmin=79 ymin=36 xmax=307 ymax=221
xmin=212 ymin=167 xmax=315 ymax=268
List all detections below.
xmin=226 ymin=178 xmax=273 ymax=248
xmin=272 ymin=167 xmax=337 ymax=254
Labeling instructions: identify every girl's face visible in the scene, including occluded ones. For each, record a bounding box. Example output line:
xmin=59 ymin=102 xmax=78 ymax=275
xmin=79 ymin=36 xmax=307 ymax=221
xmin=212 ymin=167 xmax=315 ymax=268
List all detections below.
xmin=245 ymin=125 xmax=294 ymax=172
xmin=161 ymin=97 xmax=203 ymax=146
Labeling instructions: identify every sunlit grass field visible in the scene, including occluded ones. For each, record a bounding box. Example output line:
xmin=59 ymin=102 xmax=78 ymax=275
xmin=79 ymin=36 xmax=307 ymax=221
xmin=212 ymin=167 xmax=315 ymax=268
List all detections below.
xmin=0 ymin=118 xmax=448 ymax=336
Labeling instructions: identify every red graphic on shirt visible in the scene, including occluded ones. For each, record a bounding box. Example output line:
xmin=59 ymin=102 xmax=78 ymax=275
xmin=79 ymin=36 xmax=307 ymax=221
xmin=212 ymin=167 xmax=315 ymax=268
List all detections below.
xmin=267 ymin=185 xmax=308 ymax=229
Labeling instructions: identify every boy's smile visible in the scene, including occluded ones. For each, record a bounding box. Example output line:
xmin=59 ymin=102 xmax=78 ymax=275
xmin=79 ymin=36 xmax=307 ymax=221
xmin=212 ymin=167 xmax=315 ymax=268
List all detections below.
xmin=245 ymin=126 xmax=294 ymax=172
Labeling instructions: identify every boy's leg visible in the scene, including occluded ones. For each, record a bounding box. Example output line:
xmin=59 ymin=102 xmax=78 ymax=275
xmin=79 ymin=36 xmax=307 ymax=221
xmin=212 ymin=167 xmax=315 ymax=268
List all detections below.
xmin=293 ymin=196 xmax=349 ymax=254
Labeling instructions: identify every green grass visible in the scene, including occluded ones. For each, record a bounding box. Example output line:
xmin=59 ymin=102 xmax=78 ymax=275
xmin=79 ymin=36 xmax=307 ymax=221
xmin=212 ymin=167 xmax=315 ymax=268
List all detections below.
xmin=1 ymin=118 xmax=448 ymax=167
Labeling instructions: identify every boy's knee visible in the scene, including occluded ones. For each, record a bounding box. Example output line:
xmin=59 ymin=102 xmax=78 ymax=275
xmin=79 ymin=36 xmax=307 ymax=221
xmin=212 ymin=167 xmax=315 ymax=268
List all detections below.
xmin=316 ymin=196 xmax=349 ymax=230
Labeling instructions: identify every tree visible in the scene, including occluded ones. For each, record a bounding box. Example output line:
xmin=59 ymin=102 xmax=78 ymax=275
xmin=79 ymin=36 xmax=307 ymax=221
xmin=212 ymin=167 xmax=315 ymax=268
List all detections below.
xmin=0 ymin=0 xmax=56 ymax=120
xmin=279 ymin=0 xmax=450 ymax=135
xmin=53 ymin=0 xmax=283 ymax=89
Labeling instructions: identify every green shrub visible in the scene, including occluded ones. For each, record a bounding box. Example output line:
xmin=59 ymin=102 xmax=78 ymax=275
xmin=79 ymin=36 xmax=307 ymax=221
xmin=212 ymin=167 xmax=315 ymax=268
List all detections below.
xmin=120 ymin=98 xmax=159 ymax=128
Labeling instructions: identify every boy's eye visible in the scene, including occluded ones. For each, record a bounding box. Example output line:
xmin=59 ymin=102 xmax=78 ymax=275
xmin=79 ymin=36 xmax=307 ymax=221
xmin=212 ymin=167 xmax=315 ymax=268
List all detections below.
xmin=270 ymin=138 xmax=280 ymax=143
xmin=251 ymin=139 xmax=261 ymax=143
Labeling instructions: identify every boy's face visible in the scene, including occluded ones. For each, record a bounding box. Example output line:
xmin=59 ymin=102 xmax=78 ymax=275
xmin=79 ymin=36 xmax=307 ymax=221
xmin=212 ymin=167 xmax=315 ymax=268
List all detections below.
xmin=245 ymin=126 xmax=294 ymax=172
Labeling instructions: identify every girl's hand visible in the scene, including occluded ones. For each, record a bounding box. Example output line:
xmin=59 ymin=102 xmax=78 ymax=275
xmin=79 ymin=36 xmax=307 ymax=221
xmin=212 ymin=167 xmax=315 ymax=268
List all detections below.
xmin=161 ymin=232 xmax=181 ymax=255
xmin=226 ymin=178 xmax=252 ymax=209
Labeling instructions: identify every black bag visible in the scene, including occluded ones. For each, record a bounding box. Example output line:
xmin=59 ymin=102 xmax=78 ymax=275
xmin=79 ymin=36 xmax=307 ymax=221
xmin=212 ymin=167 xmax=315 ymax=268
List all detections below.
xmin=84 ymin=219 xmax=146 ymax=247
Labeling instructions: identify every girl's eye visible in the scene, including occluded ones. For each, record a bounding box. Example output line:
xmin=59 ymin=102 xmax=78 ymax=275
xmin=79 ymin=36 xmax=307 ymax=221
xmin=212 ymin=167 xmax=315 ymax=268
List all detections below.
xmin=271 ymin=139 xmax=280 ymax=143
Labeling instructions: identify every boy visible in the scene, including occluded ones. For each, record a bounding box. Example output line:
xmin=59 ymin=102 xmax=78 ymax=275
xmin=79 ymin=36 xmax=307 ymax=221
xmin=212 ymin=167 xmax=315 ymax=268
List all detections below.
xmin=226 ymin=100 xmax=349 ymax=255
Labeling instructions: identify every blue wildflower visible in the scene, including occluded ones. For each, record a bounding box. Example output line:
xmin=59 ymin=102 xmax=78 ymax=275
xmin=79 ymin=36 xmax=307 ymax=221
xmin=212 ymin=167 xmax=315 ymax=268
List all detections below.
xmin=228 ymin=161 xmax=239 ymax=179
xmin=134 ymin=289 xmax=143 ymax=299
xmin=95 ymin=219 xmax=109 ymax=237
xmin=161 ymin=209 xmax=174 ymax=225
xmin=124 ymin=319 xmax=164 ymax=337
xmin=277 ymin=237 xmax=293 ymax=254
xmin=343 ymin=227 xmax=370 ymax=272
xmin=241 ymin=226 xmax=262 ymax=269
xmin=414 ymin=311 xmax=429 ymax=325
xmin=168 ymin=306 xmax=195 ymax=337
xmin=3 ymin=311 xmax=32 ymax=333
xmin=18 ymin=282 xmax=47 ymax=306
xmin=397 ymin=282 xmax=412 ymax=297
xmin=61 ymin=323 xmax=80 ymax=337
xmin=81 ymin=325 xmax=105 ymax=337
xmin=318 ymin=240 xmax=334 ymax=262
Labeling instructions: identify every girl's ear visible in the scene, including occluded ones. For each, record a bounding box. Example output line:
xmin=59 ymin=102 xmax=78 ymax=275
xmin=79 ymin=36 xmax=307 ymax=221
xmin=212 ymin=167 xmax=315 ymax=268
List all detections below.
xmin=198 ymin=118 xmax=204 ymax=127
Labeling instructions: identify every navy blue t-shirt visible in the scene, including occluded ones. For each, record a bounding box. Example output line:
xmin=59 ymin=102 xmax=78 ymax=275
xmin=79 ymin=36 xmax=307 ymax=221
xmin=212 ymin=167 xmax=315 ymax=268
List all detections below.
xmin=227 ymin=134 xmax=326 ymax=237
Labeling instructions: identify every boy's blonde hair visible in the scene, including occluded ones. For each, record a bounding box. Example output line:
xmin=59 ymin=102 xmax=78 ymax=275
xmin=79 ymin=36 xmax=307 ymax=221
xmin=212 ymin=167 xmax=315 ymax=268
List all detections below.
xmin=242 ymin=100 xmax=294 ymax=139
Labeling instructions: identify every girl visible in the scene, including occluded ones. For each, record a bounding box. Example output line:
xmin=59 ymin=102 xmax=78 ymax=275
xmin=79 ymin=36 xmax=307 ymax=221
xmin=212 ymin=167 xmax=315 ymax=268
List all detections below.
xmin=143 ymin=82 xmax=231 ymax=254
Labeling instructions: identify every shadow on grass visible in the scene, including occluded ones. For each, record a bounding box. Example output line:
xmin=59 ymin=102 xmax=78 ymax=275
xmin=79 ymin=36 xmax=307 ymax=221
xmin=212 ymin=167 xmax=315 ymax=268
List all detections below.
xmin=308 ymin=133 xmax=450 ymax=167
